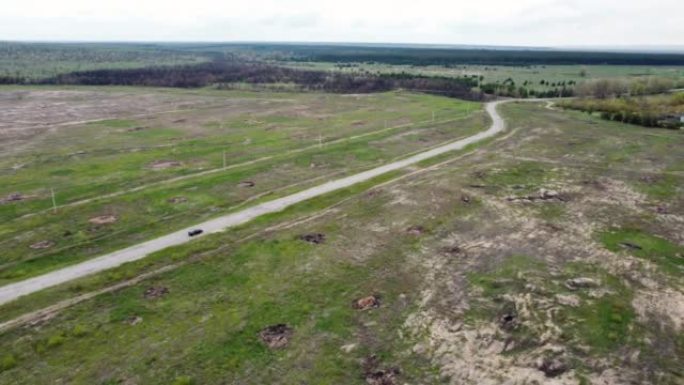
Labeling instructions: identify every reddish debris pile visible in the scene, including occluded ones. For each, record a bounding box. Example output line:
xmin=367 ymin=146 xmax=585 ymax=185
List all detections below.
xmin=352 ymin=295 xmax=381 ymax=311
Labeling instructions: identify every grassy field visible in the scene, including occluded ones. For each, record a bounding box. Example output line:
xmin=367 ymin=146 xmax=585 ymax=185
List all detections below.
xmin=281 ymin=61 xmax=684 ymax=92
xmin=0 ymin=87 xmax=483 ymax=283
xmin=0 ymin=99 xmax=681 ymax=384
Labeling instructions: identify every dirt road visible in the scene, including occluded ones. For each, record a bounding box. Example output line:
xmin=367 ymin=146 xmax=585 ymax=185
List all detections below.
xmin=0 ymin=101 xmax=507 ymax=306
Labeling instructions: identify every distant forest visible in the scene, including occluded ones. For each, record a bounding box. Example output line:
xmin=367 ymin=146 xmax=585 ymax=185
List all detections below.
xmin=28 ymin=57 xmax=485 ymax=100
xmin=2 ymin=42 xmax=684 ymax=100
xmin=223 ymin=44 xmax=684 ymax=66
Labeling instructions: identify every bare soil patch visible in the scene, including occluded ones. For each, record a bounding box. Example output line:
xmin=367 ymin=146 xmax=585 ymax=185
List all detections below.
xmin=259 ymin=324 xmax=293 ymax=349
xmin=29 ymin=240 xmax=55 ymax=250
xmin=537 ymin=357 xmax=569 ymax=378
xmin=1 ymin=193 xmax=31 ymax=204
xmin=362 ymin=355 xmax=400 ymax=385
xmin=143 ymin=286 xmax=169 ymax=300
xmin=147 ymin=160 xmax=182 ymax=170
xmin=353 ymin=295 xmax=381 ymax=311
xmin=298 ymin=233 xmax=325 ymax=244
xmin=506 ymin=188 xmax=569 ymax=202
xmin=564 ymin=277 xmax=600 ymax=290
xmin=125 ymin=316 xmax=143 ymax=326
xmin=238 ymin=180 xmax=256 ymax=188
xmin=167 ymin=196 xmax=188 ymax=204
xmin=88 ymin=215 xmax=118 ymax=225
xmin=406 ymin=225 xmax=426 ymax=236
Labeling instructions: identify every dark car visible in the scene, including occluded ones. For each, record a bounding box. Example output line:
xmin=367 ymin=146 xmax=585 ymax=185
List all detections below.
xmin=188 ymin=229 xmax=204 ymax=237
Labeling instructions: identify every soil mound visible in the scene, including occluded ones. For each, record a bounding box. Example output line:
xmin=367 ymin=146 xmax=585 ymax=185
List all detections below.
xmin=259 ymin=324 xmax=293 ymax=349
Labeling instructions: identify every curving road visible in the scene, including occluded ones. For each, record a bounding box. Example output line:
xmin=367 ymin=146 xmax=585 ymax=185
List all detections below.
xmin=0 ymin=100 xmax=507 ymax=306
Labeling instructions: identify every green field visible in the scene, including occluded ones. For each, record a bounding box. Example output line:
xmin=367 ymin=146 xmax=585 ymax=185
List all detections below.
xmin=0 ymin=97 xmax=682 ymax=384
xmin=0 ymin=87 xmax=483 ymax=283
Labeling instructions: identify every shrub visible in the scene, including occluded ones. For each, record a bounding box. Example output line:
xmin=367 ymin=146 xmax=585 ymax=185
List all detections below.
xmin=0 ymin=354 xmax=17 ymax=371
xmin=47 ymin=333 xmax=66 ymax=348
xmin=72 ymin=324 xmax=89 ymax=337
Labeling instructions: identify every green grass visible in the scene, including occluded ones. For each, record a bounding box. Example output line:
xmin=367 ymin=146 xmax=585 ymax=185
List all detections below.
xmin=0 ymin=355 xmax=16 ymax=372
xmin=0 ymin=96 xmax=682 ymax=384
xmin=599 ymin=228 xmax=684 ymax=276
xmin=0 ymin=88 xmax=485 ymax=282
xmin=634 ymin=174 xmax=680 ymax=200
xmin=0 ymin=171 xmax=432 ymax=384
xmin=479 ymin=160 xmax=558 ymax=196
xmin=568 ymin=297 xmax=634 ymax=351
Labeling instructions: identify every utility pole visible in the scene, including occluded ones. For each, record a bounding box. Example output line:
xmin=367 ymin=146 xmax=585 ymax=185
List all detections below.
xmin=50 ymin=188 xmax=57 ymax=214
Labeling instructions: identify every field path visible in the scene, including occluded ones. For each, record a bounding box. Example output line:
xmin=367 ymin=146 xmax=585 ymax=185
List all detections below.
xmin=0 ymin=100 xmax=507 ymax=306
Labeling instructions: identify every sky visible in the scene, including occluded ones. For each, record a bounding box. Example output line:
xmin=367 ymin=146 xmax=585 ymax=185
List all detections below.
xmin=1 ymin=0 xmax=683 ymax=48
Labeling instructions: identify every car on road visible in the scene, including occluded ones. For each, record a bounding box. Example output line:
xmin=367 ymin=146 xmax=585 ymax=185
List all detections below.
xmin=188 ymin=229 xmax=203 ymax=237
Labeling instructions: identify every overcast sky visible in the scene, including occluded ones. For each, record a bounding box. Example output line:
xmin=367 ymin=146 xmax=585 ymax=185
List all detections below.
xmin=2 ymin=0 xmax=683 ymax=47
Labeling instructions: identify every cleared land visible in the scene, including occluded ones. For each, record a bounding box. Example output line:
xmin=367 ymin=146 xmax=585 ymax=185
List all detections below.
xmin=0 ymin=98 xmax=681 ymax=384
xmin=0 ymin=87 xmax=483 ymax=284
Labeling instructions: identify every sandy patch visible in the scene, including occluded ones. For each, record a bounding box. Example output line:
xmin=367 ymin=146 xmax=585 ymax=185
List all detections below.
xmin=89 ymin=215 xmax=118 ymax=225
xmin=633 ymin=289 xmax=684 ymax=332
xmin=147 ymin=160 xmax=182 ymax=170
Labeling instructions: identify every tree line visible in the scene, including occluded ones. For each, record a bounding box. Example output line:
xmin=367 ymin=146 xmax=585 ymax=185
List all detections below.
xmin=2 ymin=58 xmax=484 ymax=101
xmin=229 ymin=44 xmax=684 ymax=66
xmin=559 ymin=92 xmax=684 ymax=129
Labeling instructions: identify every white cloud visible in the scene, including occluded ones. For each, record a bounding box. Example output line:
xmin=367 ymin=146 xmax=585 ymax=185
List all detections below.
xmin=0 ymin=0 xmax=682 ymax=46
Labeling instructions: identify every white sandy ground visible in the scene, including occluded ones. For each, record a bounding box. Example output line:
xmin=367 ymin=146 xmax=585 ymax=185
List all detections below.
xmin=0 ymin=101 xmax=507 ymax=306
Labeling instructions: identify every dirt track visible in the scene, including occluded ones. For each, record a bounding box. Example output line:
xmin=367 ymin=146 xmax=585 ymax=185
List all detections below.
xmin=0 ymin=101 xmax=507 ymax=306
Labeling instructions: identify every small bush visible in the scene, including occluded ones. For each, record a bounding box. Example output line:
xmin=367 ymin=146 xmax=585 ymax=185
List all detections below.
xmin=172 ymin=376 xmax=193 ymax=385
xmin=0 ymin=354 xmax=17 ymax=371
xmin=46 ymin=333 xmax=66 ymax=348
xmin=72 ymin=324 xmax=89 ymax=337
